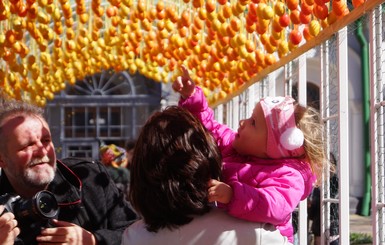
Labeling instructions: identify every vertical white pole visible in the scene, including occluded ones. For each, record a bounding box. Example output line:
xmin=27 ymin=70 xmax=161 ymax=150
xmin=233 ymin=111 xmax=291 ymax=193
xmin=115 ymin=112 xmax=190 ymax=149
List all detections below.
xmin=297 ymin=54 xmax=308 ymax=245
xmin=368 ymin=8 xmax=378 ymax=245
xmin=369 ymin=5 xmax=385 ymax=244
xmin=320 ymin=41 xmax=329 ymax=245
xmin=215 ymin=104 xmax=224 ymax=124
xmin=337 ymin=27 xmax=350 ymax=245
xmin=232 ymin=96 xmax=239 ymax=131
xmin=268 ymin=72 xmax=276 ymax=96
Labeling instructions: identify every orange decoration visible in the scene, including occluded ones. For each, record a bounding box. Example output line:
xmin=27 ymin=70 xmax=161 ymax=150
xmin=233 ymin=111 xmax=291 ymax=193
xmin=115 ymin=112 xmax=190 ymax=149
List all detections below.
xmin=16 ymin=2 xmax=28 ymax=17
xmin=289 ymin=29 xmax=302 ymax=45
xmin=256 ymin=24 xmax=267 ymax=35
xmin=137 ymin=0 xmax=146 ymax=13
xmin=262 ymin=5 xmax=274 ymax=19
xmin=332 ymin=0 xmax=347 ymax=16
xmin=309 ymin=19 xmax=321 ymax=36
xmin=5 ymin=30 xmax=17 ymax=47
xmin=278 ymin=40 xmax=289 ymax=56
xmin=352 ymin=0 xmax=365 ymax=8
xmin=289 ymin=10 xmax=301 ymax=24
xmin=303 ymin=26 xmax=313 ymax=41
xmin=156 ymin=10 xmax=165 ymax=19
xmin=180 ymin=10 xmax=191 ymax=27
xmin=274 ymin=1 xmax=286 ymax=16
xmin=279 ymin=13 xmax=290 ymax=27
xmin=0 ymin=0 xmax=367 ymax=104
xmin=219 ymin=36 xmax=230 ymax=46
xmin=226 ymin=25 xmax=237 ymax=37
xmin=249 ymin=3 xmax=258 ymax=16
xmin=156 ymin=1 xmax=164 ymax=12
xmin=269 ymin=35 xmax=279 ymax=47
xmin=301 ymin=2 xmax=313 ymax=15
xmin=320 ymin=18 xmax=329 ymax=29
xmin=286 ymin=0 xmax=299 ymax=11
xmin=246 ymin=14 xmax=256 ymax=26
xmin=106 ymin=6 xmax=118 ymax=18
xmin=206 ymin=0 xmax=216 ymax=13
xmin=222 ymin=5 xmax=233 ymax=18
xmin=179 ymin=26 xmax=188 ymax=37
xmin=299 ymin=12 xmax=311 ymax=24
xmin=265 ymin=53 xmax=276 ymax=66
xmin=272 ymin=17 xmax=283 ymax=32
xmin=230 ymin=17 xmax=241 ymax=32
xmin=272 ymin=29 xmax=283 ymax=40
xmin=192 ymin=0 xmax=204 ymax=8
xmin=27 ymin=3 xmax=38 ymax=19
xmin=313 ymin=4 xmax=328 ymax=20
xmin=198 ymin=8 xmax=207 ymax=20
xmin=256 ymin=3 xmax=266 ymax=18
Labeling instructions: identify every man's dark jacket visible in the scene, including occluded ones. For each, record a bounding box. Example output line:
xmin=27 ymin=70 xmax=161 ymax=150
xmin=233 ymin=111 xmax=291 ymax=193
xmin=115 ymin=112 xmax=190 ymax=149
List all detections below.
xmin=0 ymin=157 xmax=137 ymax=245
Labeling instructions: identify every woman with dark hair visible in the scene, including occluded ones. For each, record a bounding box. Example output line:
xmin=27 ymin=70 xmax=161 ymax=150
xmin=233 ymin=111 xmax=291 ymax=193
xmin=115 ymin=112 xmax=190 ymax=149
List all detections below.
xmin=122 ymin=106 xmax=289 ymax=245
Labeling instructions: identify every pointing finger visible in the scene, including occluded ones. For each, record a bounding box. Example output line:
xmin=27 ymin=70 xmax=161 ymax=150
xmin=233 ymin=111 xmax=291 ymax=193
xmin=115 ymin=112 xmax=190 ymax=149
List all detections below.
xmin=181 ymin=65 xmax=190 ymax=78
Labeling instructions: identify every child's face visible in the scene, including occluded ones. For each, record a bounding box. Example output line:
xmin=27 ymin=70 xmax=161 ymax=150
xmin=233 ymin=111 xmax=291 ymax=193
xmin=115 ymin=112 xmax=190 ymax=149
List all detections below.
xmin=232 ymin=102 xmax=268 ymax=158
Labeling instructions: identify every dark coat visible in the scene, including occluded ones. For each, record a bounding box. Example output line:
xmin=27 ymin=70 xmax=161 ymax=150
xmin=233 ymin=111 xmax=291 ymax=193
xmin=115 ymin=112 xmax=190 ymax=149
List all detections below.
xmin=0 ymin=157 xmax=137 ymax=245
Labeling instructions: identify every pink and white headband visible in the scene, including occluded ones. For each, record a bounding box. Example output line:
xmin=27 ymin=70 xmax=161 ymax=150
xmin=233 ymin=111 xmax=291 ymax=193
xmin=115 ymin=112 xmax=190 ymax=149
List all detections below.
xmin=260 ymin=96 xmax=305 ymax=159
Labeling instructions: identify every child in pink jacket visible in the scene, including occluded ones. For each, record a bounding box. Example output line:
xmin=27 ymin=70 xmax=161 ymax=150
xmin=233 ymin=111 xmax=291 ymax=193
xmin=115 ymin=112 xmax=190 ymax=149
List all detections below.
xmin=173 ymin=66 xmax=326 ymax=243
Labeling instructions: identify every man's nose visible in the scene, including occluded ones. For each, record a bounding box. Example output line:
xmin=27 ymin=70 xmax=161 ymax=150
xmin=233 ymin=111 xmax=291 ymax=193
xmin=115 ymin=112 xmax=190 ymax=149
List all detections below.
xmin=34 ymin=142 xmax=48 ymax=156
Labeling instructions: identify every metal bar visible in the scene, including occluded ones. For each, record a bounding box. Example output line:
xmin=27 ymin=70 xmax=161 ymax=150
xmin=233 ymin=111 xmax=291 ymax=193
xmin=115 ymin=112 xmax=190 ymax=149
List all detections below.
xmin=337 ymin=27 xmax=350 ymax=245
xmin=297 ymin=54 xmax=308 ymax=245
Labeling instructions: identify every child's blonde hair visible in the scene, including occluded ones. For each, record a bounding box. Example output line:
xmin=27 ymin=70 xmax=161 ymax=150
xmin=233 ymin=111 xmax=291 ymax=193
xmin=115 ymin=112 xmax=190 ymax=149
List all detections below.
xmin=295 ymin=104 xmax=329 ymax=186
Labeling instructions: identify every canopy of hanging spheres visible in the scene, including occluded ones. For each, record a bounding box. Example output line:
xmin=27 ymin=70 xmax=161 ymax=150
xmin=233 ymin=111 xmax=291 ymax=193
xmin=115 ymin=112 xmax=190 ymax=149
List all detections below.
xmin=0 ymin=0 xmax=373 ymax=106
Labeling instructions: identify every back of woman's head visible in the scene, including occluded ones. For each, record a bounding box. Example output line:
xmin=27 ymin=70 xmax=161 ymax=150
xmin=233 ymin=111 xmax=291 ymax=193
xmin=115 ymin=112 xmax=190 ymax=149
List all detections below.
xmin=129 ymin=106 xmax=222 ymax=232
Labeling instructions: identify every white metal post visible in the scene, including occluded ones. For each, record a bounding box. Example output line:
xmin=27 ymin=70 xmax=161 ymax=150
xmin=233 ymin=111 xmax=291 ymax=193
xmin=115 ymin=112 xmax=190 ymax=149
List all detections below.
xmin=215 ymin=104 xmax=224 ymax=124
xmin=297 ymin=54 xmax=308 ymax=245
xmin=369 ymin=5 xmax=385 ymax=244
xmin=337 ymin=27 xmax=350 ymax=244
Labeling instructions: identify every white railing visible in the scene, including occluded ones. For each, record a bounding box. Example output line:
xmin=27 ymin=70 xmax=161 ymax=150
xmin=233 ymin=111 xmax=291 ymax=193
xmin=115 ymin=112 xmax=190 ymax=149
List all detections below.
xmin=213 ymin=4 xmax=385 ymax=244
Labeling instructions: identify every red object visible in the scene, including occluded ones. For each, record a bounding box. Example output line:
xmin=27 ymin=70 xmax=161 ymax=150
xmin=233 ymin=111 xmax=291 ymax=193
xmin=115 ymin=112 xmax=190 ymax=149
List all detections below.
xmin=290 ymin=29 xmax=302 ymax=45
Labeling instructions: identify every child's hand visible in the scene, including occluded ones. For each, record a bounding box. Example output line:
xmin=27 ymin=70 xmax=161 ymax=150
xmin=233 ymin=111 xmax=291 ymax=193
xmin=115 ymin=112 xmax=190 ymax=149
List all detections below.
xmin=207 ymin=179 xmax=233 ymax=204
xmin=172 ymin=65 xmax=196 ymax=99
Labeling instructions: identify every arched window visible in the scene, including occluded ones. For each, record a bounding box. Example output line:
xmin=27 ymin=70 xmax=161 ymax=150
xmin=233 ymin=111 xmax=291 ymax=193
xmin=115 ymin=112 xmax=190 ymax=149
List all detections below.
xmin=45 ymin=70 xmax=161 ymax=159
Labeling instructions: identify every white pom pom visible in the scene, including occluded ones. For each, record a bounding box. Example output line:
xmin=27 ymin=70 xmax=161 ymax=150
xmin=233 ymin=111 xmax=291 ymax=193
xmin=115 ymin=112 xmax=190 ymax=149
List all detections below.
xmin=280 ymin=127 xmax=304 ymax=150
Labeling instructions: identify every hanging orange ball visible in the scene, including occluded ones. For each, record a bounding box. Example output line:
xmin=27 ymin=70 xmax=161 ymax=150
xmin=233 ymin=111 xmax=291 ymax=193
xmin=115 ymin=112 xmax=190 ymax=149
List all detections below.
xmin=289 ymin=29 xmax=302 ymax=45
xmin=303 ymin=26 xmax=313 ymax=41
xmin=352 ymin=0 xmax=365 ymax=8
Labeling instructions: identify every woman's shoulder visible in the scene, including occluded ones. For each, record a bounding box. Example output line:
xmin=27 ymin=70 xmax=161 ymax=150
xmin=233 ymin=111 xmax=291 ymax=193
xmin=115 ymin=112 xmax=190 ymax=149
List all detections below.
xmin=122 ymin=208 xmax=290 ymax=245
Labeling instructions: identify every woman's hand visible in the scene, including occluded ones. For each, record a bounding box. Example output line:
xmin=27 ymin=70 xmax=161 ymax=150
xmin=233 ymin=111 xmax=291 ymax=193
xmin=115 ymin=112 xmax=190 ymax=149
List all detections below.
xmin=36 ymin=220 xmax=96 ymax=245
xmin=172 ymin=65 xmax=196 ymax=99
xmin=208 ymin=179 xmax=233 ymax=204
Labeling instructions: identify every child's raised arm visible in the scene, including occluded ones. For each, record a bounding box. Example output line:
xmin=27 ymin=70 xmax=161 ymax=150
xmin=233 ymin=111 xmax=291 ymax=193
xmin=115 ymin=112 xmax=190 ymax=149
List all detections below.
xmin=172 ymin=65 xmax=196 ymax=99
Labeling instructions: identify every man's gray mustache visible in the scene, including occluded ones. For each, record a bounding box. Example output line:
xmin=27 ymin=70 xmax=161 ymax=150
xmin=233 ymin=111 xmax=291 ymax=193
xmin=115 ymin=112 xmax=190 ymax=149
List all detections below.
xmin=30 ymin=156 xmax=51 ymax=166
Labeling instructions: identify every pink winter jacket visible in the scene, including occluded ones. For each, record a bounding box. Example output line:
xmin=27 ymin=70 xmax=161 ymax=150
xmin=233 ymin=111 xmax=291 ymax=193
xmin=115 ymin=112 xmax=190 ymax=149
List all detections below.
xmin=179 ymin=87 xmax=316 ymax=243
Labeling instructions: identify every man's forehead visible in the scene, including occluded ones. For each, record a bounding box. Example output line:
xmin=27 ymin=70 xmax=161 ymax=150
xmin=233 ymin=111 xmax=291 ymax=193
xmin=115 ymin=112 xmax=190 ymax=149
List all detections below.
xmin=1 ymin=114 xmax=49 ymax=134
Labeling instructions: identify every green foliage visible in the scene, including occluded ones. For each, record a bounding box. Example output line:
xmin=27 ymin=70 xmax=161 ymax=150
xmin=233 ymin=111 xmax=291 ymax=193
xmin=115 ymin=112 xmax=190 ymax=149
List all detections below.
xmin=350 ymin=233 xmax=373 ymax=244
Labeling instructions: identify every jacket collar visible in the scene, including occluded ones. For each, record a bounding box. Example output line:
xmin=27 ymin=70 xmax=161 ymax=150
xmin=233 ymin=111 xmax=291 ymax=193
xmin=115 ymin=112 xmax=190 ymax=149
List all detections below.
xmin=48 ymin=160 xmax=82 ymax=206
